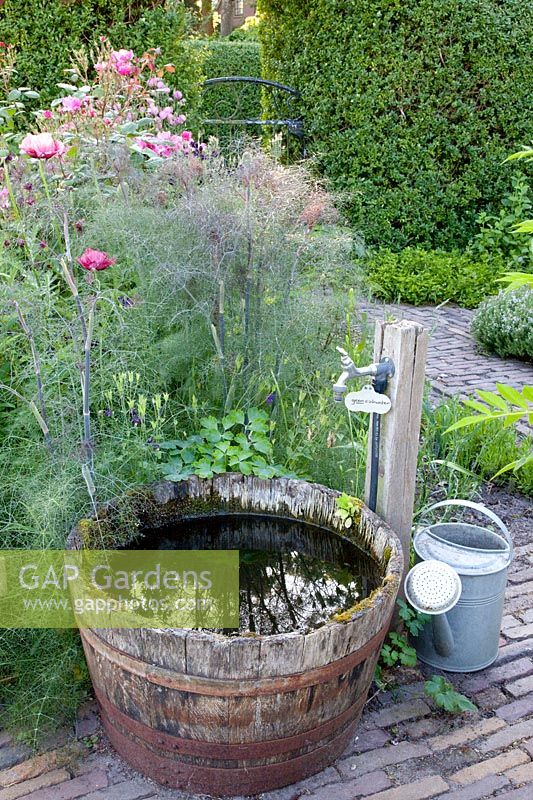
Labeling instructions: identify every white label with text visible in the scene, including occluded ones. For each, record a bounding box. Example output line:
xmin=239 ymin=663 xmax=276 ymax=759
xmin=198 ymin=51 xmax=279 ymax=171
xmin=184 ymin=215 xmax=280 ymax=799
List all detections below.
xmin=344 ymin=385 xmax=391 ymax=415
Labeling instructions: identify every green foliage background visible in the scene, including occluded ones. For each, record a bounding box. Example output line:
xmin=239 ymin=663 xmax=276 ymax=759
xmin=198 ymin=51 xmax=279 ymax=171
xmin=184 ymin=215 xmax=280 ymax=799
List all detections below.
xmin=0 ymin=0 xmax=204 ymax=111
xmin=258 ymin=0 xmax=533 ymax=250
xmin=366 ymin=248 xmax=502 ymax=308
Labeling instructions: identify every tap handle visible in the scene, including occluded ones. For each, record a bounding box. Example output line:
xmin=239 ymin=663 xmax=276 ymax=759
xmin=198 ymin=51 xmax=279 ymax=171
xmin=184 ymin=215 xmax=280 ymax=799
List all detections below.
xmin=336 ymin=346 xmax=355 ymax=369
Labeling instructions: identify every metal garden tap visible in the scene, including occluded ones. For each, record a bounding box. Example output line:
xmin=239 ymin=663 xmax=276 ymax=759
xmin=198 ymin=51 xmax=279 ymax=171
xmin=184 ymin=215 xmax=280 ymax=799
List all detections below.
xmin=332 ymin=347 xmax=394 ymax=402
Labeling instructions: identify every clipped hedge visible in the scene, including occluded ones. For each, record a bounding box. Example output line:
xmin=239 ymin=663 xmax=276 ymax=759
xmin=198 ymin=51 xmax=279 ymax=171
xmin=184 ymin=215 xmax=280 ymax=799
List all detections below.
xmin=472 ymin=287 xmax=533 ymax=360
xmin=366 ymin=248 xmax=502 ymax=308
xmin=0 ymin=0 xmax=203 ymax=110
xmin=258 ymin=0 xmax=533 ymax=250
xmin=185 ymin=40 xmax=262 ymax=126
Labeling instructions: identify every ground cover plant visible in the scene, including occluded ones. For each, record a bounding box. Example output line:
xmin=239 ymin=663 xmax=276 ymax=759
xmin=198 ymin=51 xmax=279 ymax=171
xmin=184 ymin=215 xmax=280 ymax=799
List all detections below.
xmin=365 ymin=248 xmax=501 ymax=308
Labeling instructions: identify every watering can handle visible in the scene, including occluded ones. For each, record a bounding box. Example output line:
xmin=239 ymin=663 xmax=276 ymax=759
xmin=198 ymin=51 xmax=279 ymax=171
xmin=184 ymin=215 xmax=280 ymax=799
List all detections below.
xmin=421 ymin=499 xmax=513 ymax=560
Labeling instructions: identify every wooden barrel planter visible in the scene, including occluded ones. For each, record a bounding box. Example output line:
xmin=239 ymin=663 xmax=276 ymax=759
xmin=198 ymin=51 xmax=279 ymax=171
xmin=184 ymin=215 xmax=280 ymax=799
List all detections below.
xmin=68 ymin=475 xmax=403 ymax=797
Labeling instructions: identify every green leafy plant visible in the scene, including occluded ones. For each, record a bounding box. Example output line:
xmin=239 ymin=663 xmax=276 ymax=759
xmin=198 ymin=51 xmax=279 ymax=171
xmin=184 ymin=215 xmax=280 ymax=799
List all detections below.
xmin=158 ymin=408 xmax=295 ymax=480
xmin=366 ymin=248 xmax=501 ymax=308
xmin=419 ymin=394 xmax=533 ymax=498
xmin=471 ymin=174 xmax=533 ymax=270
xmin=380 ymin=632 xmax=417 ymax=668
xmin=498 ymin=271 xmax=533 ymax=291
xmin=446 ymin=384 xmax=533 ymax=477
xmin=471 ymin=287 xmax=533 ymax=361
xmin=424 ymin=676 xmax=477 ymax=714
xmin=335 ymin=492 xmax=362 ymax=529
xmin=397 ymin=598 xmax=430 ymax=637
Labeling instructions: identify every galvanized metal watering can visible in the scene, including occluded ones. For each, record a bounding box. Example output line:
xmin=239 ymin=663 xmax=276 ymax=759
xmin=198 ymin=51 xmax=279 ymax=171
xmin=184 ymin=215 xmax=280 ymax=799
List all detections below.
xmin=405 ymin=500 xmax=513 ymax=673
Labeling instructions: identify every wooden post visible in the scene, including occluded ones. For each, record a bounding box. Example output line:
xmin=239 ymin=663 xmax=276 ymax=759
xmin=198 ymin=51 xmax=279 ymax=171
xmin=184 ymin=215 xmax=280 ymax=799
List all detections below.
xmin=365 ymin=319 xmax=429 ymax=588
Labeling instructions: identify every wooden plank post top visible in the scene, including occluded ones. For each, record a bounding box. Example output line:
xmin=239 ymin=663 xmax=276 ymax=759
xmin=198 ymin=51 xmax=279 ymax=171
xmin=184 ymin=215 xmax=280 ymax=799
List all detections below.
xmin=365 ymin=319 xmax=429 ymax=590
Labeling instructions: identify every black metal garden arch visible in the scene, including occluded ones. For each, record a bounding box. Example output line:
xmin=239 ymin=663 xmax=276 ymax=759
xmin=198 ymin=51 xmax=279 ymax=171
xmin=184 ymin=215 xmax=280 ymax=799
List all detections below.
xmin=201 ymin=76 xmax=305 ymax=155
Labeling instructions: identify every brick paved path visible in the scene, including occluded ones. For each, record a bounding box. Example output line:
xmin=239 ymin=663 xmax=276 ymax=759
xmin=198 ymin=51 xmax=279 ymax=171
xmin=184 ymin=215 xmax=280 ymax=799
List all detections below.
xmin=1 ymin=512 xmax=533 ymax=800
xmin=359 ymin=301 xmax=533 ymax=400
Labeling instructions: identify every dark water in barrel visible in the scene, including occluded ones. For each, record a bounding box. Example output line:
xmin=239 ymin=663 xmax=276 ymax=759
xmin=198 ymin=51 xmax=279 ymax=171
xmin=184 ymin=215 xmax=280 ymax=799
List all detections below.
xmin=140 ymin=514 xmax=380 ymax=635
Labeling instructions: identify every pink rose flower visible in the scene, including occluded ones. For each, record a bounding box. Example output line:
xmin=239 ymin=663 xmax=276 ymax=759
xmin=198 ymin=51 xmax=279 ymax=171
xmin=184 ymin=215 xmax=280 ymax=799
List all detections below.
xmin=135 ymin=131 xmax=194 ymax=158
xmin=61 ymin=96 xmax=83 ymax=113
xmin=116 ymin=63 xmax=135 ymax=76
xmin=110 ymin=49 xmax=135 ymax=76
xmin=77 ymin=248 xmax=116 ymax=271
xmin=20 ymin=132 xmax=66 ymax=160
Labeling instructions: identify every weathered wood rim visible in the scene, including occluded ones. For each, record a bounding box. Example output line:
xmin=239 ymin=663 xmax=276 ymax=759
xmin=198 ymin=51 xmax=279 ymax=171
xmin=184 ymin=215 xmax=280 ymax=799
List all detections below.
xmin=81 ymin=619 xmax=391 ymax=696
xmin=68 ymin=474 xmax=403 ymax=647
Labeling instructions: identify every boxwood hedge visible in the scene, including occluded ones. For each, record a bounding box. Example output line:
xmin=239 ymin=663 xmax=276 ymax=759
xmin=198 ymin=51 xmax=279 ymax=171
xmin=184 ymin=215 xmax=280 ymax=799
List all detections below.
xmin=258 ymin=0 xmax=533 ymax=250
xmin=366 ymin=248 xmax=503 ymax=308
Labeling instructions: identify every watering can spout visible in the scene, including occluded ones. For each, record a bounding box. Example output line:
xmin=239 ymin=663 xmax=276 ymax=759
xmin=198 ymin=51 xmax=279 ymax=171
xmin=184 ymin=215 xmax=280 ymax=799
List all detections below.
xmin=432 ymin=613 xmax=455 ymax=657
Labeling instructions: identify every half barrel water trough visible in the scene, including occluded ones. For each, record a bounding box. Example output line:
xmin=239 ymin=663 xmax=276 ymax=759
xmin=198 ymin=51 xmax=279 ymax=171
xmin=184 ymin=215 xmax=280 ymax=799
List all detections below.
xmin=68 ymin=474 xmax=403 ymax=796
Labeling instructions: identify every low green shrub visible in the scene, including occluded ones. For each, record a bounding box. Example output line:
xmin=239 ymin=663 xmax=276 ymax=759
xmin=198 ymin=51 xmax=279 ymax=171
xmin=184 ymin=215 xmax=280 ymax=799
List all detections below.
xmin=471 ymin=287 xmax=533 ymax=361
xmin=366 ymin=248 xmax=501 ymax=308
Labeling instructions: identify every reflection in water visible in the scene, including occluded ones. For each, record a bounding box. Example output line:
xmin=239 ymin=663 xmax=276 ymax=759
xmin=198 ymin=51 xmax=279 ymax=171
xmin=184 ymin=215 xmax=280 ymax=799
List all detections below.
xmin=139 ymin=514 xmax=380 ymax=635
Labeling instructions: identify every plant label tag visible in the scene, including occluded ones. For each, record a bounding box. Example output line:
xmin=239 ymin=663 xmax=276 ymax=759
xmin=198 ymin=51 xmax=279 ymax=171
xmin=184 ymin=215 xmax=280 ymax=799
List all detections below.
xmin=344 ymin=385 xmax=391 ymax=415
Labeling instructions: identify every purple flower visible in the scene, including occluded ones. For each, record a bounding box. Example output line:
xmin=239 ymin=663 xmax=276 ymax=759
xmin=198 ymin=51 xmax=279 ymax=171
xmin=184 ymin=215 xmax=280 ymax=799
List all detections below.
xmin=3 ymin=239 xmax=10 ymax=248
xmin=16 ymin=237 xmax=25 ymax=248
xmin=265 ymin=392 xmax=276 ymax=406
xmin=129 ymin=408 xmax=141 ymax=426
xmin=38 ymin=240 xmax=47 ymax=249
xmin=104 ymin=408 xmax=113 ymax=418
xmin=23 ymin=182 xmax=33 ymax=191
